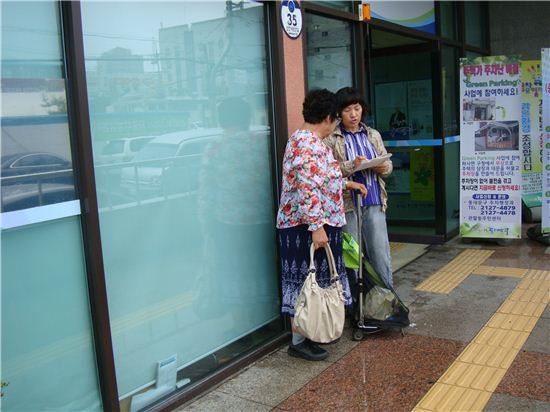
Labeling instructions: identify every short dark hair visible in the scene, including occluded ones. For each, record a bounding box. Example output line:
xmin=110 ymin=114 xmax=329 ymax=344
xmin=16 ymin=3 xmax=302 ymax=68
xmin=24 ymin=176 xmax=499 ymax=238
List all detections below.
xmin=336 ymin=87 xmax=367 ymax=116
xmin=302 ymin=89 xmax=337 ymax=124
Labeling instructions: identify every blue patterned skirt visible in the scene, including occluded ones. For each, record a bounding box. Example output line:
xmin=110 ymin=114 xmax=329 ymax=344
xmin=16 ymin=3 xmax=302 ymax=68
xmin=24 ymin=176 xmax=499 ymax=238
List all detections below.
xmin=278 ymin=225 xmax=352 ymax=316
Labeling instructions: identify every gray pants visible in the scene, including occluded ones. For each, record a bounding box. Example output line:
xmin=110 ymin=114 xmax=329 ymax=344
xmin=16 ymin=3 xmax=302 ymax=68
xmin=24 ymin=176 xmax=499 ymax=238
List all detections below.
xmin=344 ymin=206 xmax=393 ymax=287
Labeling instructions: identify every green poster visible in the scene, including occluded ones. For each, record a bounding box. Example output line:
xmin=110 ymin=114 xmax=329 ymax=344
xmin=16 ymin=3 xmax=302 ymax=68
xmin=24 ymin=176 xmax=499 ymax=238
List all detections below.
xmin=410 ymin=147 xmax=435 ymax=201
xmin=520 ymin=60 xmax=543 ymax=207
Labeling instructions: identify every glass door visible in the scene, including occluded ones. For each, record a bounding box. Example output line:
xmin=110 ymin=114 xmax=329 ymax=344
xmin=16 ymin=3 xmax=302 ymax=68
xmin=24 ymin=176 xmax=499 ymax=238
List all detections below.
xmin=368 ymin=28 xmax=440 ymax=239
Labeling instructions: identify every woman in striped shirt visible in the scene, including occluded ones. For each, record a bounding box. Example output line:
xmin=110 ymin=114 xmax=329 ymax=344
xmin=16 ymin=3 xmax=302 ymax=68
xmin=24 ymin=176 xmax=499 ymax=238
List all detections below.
xmin=324 ymin=87 xmax=394 ymax=288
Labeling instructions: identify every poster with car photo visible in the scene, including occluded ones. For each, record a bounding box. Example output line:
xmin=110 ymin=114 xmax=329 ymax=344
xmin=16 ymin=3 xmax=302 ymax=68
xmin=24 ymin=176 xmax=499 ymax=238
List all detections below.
xmin=474 ymin=121 xmax=519 ymax=152
xmin=459 ymin=56 xmax=522 ymax=239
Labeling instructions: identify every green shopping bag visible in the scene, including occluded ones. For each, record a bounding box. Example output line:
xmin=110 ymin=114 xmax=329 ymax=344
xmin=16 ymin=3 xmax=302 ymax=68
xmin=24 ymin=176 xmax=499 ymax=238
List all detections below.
xmin=342 ymin=232 xmax=360 ymax=269
xmin=342 ymin=232 xmax=386 ymax=288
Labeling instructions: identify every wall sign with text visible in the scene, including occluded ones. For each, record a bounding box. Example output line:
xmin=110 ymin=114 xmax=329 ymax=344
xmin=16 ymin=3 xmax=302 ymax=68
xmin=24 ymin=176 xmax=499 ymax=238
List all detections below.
xmin=520 ymin=60 xmax=543 ymax=208
xmin=281 ymin=0 xmax=302 ymax=39
xmin=542 ymin=48 xmax=550 ymax=233
xmin=459 ymin=55 xmax=522 ymax=239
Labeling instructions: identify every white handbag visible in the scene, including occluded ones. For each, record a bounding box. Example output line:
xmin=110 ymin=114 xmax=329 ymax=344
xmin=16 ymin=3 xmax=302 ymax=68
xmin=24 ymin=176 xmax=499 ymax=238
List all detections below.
xmin=293 ymin=243 xmax=346 ymax=343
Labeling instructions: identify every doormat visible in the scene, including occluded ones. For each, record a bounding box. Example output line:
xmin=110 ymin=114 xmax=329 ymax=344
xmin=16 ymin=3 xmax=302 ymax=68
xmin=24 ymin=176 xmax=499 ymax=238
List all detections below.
xmin=391 ymin=242 xmax=429 ymax=273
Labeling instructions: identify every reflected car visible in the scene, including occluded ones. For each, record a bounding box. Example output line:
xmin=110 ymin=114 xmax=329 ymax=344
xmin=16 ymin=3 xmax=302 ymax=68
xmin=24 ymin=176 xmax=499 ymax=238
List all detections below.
xmin=1 ymin=152 xmax=72 ymax=182
xmin=1 ymin=152 xmax=75 ymax=211
xmin=95 ymin=136 xmax=155 ymax=164
xmin=120 ymin=128 xmax=223 ymax=198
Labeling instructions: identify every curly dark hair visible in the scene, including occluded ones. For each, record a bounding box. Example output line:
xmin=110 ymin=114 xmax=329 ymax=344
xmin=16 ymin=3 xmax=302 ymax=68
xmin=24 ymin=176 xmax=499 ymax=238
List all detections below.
xmin=335 ymin=87 xmax=367 ymax=116
xmin=302 ymin=89 xmax=337 ymax=124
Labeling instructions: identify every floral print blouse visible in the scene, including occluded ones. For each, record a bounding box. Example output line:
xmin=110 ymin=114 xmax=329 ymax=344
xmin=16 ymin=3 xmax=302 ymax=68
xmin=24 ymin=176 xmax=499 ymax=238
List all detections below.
xmin=276 ymin=129 xmax=346 ymax=231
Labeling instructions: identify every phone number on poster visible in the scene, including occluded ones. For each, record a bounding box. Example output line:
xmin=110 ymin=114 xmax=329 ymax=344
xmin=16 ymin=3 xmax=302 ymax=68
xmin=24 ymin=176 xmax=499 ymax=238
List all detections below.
xmin=480 ymin=205 xmax=517 ymax=215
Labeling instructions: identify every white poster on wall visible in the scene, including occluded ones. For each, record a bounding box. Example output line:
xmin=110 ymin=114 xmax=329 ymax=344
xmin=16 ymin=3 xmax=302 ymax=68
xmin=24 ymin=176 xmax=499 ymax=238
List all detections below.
xmin=542 ymin=49 xmax=550 ymax=233
xmin=459 ymin=56 xmax=522 ymax=239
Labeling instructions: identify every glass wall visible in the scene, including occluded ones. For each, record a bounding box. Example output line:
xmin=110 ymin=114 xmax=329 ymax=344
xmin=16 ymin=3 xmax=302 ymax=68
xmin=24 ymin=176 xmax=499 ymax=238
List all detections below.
xmin=439 ymin=1 xmax=457 ymax=40
xmin=306 ymin=14 xmax=353 ymax=91
xmin=80 ymin=1 xmax=281 ymax=408
xmin=442 ymin=46 xmax=460 ymax=233
xmin=465 ymin=1 xmax=485 ymax=48
xmin=1 ymin=2 xmax=101 ymax=410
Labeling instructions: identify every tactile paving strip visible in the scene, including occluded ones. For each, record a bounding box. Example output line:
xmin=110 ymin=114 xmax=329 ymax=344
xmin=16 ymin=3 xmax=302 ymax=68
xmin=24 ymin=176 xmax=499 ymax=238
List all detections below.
xmin=471 ymin=266 xmax=528 ymax=278
xmin=413 ymin=269 xmax=550 ymax=412
xmin=415 ymin=249 xmax=494 ymax=294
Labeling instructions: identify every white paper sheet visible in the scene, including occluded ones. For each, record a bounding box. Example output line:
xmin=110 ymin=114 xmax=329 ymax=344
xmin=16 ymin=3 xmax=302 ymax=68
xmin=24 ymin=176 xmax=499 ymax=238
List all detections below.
xmin=355 ymin=153 xmax=392 ymax=172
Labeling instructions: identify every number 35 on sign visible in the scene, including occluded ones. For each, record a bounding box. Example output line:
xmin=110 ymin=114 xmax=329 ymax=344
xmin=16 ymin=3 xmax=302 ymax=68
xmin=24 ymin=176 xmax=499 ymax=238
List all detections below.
xmin=281 ymin=0 xmax=303 ymax=39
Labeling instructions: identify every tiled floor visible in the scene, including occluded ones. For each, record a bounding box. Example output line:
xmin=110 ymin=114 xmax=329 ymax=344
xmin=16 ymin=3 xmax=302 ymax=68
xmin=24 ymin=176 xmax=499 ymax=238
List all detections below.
xmin=277 ymin=335 xmax=466 ymax=412
xmin=177 ymin=228 xmax=550 ymax=412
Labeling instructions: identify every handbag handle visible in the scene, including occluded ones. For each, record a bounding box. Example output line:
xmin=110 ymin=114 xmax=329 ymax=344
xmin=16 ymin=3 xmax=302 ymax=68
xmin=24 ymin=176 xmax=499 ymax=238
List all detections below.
xmin=309 ymin=243 xmax=340 ymax=283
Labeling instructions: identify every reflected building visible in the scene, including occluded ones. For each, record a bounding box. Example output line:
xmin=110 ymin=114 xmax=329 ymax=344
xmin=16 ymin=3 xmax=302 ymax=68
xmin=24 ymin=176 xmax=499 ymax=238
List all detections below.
xmin=158 ymin=6 xmax=268 ymax=127
xmin=306 ymin=15 xmax=352 ymax=92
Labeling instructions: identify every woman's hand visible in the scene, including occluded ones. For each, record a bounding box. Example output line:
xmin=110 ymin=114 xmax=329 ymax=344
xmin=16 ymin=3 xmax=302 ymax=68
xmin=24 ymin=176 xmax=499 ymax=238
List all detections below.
xmin=312 ymin=226 xmax=328 ymax=250
xmin=372 ymin=162 xmax=389 ymax=175
xmin=346 ymin=181 xmax=368 ymax=198
xmin=353 ymin=155 xmax=367 ymax=169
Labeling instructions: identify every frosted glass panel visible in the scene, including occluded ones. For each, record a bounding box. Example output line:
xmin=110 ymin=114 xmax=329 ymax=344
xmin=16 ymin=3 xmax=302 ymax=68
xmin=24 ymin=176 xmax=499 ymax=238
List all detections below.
xmin=81 ymin=1 xmax=281 ymax=404
xmin=1 ymin=218 xmax=101 ymax=410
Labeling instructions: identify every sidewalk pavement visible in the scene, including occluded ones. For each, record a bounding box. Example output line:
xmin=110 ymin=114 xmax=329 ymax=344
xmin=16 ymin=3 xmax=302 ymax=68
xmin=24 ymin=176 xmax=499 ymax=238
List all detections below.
xmin=177 ymin=226 xmax=549 ymax=411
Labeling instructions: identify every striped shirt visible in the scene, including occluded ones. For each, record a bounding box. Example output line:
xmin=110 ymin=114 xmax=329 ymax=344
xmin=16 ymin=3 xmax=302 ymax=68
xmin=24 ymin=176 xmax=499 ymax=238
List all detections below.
xmin=341 ymin=124 xmax=381 ymax=207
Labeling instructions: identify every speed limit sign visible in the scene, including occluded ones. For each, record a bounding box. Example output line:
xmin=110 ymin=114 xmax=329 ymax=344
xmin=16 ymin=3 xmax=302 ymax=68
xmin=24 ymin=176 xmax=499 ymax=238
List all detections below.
xmin=281 ymin=0 xmax=302 ymax=39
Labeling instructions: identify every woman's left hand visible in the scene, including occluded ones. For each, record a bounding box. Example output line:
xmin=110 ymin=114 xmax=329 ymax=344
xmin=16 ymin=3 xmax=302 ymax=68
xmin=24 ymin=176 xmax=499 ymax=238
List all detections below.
xmin=372 ymin=163 xmax=389 ymax=174
xmin=346 ymin=181 xmax=368 ymax=198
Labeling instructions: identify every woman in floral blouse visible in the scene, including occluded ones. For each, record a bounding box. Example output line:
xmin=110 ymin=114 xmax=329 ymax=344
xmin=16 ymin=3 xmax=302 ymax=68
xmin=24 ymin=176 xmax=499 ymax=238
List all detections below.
xmin=276 ymin=89 xmax=367 ymax=361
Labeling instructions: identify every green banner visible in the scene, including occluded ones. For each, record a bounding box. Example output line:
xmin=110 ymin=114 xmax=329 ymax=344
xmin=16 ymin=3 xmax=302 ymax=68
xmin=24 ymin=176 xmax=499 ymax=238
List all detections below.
xmin=520 ymin=60 xmax=543 ymax=207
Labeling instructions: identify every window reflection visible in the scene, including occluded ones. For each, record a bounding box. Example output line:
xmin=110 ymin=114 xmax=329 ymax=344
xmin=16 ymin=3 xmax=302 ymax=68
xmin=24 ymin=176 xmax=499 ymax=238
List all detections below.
xmin=1 ymin=1 xmax=75 ymax=213
xmin=81 ymin=2 xmax=281 ymax=407
xmin=306 ymin=14 xmax=353 ymax=91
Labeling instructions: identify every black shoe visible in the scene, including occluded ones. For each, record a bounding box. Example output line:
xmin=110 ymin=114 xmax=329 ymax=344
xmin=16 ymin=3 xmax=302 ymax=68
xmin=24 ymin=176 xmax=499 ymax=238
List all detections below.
xmin=305 ymin=339 xmax=332 ymax=352
xmin=288 ymin=341 xmax=328 ymax=361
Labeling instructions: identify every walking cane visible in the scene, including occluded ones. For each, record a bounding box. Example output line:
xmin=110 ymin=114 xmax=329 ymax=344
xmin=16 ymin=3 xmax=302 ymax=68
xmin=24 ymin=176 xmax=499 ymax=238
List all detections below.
xmin=356 ymin=192 xmax=365 ymax=329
